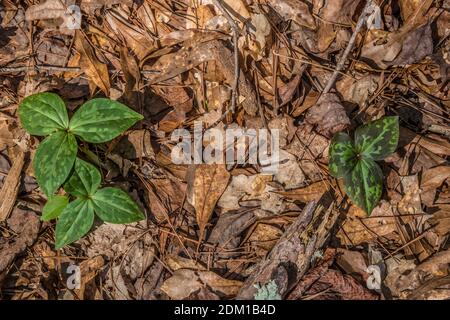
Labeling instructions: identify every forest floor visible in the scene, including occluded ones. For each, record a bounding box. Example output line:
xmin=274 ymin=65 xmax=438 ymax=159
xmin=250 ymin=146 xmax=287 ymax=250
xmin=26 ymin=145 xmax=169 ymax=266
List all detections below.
xmin=0 ymin=0 xmax=449 ymax=300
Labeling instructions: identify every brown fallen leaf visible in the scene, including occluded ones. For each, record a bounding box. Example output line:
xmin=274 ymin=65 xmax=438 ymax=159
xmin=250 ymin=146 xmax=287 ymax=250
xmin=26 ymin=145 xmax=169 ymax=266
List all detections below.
xmin=74 ymin=31 xmax=111 ymax=96
xmin=393 ymin=248 xmax=450 ymax=297
xmin=305 ymin=93 xmax=350 ymax=138
xmin=208 ymin=210 xmax=256 ymax=250
xmin=421 ymin=166 xmax=450 ymax=190
xmin=188 ymin=164 xmax=230 ymax=241
xmin=166 ymin=255 xmax=207 ymax=271
xmin=161 ymin=269 xmax=242 ymax=299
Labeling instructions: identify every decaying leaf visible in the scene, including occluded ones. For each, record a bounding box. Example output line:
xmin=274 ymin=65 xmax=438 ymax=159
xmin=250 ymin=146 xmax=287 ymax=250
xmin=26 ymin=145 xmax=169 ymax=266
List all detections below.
xmin=188 ymin=164 xmax=230 ymax=240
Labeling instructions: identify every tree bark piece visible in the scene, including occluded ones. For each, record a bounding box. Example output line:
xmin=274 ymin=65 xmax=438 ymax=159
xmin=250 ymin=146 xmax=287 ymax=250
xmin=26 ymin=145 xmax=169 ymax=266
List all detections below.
xmin=236 ymin=195 xmax=340 ymax=299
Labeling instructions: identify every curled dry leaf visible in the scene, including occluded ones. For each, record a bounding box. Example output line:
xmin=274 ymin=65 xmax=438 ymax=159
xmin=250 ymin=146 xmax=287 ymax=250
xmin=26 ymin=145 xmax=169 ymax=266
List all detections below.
xmin=305 ymin=93 xmax=350 ymax=138
xmin=187 ymin=164 xmax=230 ymax=240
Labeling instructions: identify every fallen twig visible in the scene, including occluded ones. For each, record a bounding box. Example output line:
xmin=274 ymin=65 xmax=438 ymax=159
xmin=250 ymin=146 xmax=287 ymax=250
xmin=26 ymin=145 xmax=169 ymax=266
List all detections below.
xmin=213 ymin=0 xmax=240 ymax=114
xmin=321 ymin=0 xmax=375 ymax=95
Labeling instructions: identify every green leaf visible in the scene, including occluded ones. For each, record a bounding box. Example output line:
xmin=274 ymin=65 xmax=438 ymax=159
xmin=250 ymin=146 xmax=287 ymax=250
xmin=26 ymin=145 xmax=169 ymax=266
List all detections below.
xmin=18 ymin=92 xmax=69 ymax=136
xmin=55 ymin=198 xmax=94 ymax=249
xmin=329 ymin=132 xmax=357 ymax=178
xmin=69 ymin=98 xmax=143 ymax=143
xmin=355 ymin=116 xmax=399 ymax=161
xmin=343 ymin=158 xmax=383 ymax=215
xmin=65 ymin=158 xmax=101 ymax=197
xmin=41 ymin=195 xmax=69 ymax=221
xmin=34 ymin=131 xmax=78 ymax=197
xmin=92 ymin=187 xmax=145 ymax=224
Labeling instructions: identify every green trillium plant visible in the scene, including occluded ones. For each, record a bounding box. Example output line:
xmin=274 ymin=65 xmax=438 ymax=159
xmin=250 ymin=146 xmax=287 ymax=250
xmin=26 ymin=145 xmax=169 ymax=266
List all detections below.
xmin=19 ymin=92 xmax=145 ymax=249
xmin=328 ymin=116 xmax=399 ymax=215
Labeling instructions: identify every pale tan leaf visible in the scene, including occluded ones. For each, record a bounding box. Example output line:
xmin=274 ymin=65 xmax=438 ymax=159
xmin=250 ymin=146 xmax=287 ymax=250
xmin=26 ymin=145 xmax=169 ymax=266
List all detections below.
xmin=189 ymin=164 xmax=230 ymax=240
xmin=161 ymin=269 xmax=242 ymax=299
xmin=74 ymin=31 xmax=111 ymax=96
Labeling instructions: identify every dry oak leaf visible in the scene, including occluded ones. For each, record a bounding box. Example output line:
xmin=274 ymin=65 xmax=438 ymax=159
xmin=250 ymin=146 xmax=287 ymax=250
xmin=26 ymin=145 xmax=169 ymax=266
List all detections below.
xmin=161 ymin=269 xmax=242 ymax=299
xmin=188 ymin=164 xmax=230 ymax=240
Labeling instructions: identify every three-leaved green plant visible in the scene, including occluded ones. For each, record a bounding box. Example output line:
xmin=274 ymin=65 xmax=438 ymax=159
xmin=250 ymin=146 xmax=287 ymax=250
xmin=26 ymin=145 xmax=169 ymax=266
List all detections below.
xmin=328 ymin=116 xmax=399 ymax=215
xmin=19 ymin=92 xmax=145 ymax=249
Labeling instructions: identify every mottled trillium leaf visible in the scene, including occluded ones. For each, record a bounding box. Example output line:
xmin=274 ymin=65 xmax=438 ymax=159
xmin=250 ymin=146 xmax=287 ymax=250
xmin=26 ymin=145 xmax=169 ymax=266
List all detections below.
xmin=65 ymin=158 xmax=101 ymax=197
xmin=328 ymin=132 xmax=357 ymax=178
xmin=343 ymin=158 xmax=383 ymax=215
xmin=69 ymin=98 xmax=144 ymax=143
xmin=355 ymin=116 xmax=399 ymax=161
xmin=34 ymin=131 xmax=78 ymax=197
xmin=92 ymin=187 xmax=145 ymax=224
xmin=55 ymin=198 xmax=94 ymax=249
xmin=19 ymin=92 xmax=69 ymax=136
xmin=41 ymin=195 xmax=69 ymax=221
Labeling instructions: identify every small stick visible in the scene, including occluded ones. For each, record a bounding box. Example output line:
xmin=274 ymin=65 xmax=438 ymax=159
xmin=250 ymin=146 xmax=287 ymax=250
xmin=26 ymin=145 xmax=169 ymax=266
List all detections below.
xmin=213 ymin=0 xmax=240 ymax=114
xmin=321 ymin=0 xmax=375 ymax=95
xmin=0 ymin=65 xmax=81 ymax=74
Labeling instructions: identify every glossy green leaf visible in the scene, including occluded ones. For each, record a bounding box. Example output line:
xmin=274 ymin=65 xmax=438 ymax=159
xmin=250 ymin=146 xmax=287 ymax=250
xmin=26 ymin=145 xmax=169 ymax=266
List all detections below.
xmin=65 ymin=158 xmax=101 ymax=197
xmin=329 ymin=132 xmax=357 ymax=178
xmin=355 ymin=116 xmax=399 ymax=161
xmin=34 ymin=131 xmax=78 ymax=197
xmin=19 ymin=92 xmax=69 ymax=136
xmin=41 ymin=195 xmax=69 ymax=221
xmin=55 ymin=198 xmax=94 ymax=249
xmin=92 ymin=187 xmax=145 ymax=224
xmin=343 ymin=158 xmax=383 ymax=215
xmin=69 ymin=98 xmax=143 ymax=143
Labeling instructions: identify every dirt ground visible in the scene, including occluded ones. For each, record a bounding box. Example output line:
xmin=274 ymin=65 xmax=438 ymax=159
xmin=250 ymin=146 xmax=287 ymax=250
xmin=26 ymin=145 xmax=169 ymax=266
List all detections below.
xmin=0 ymin=0 xmax=449 ymax=300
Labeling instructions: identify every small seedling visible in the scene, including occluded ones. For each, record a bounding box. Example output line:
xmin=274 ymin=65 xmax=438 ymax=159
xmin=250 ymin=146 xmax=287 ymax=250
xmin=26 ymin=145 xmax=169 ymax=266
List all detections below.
xmin=19 ymin=92 xmax=145 ymax=248
xmin=328 ymin=116 xmax=399 ymax=215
